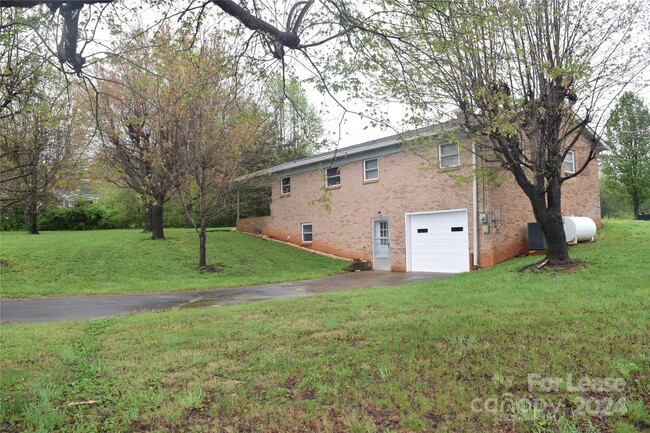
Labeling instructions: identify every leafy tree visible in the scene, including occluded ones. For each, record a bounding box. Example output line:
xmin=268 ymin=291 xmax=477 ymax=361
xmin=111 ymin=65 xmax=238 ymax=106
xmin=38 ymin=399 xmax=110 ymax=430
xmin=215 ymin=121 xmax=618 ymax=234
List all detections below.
xmin=265 ymin=74 xmax=325 ymax=160
xmin=170 ymin=33 xmax=263 ymax=269
xmin=602 ymin=92 xmax=650 ymax=219
xmin=1 ymin=7 xmax=88 ymax=234
xmin=95 ymin=29 xmax=186 ymax=240
xmin=0 ymin=68 xmax=83 ymax=234
xmin=334 ymin=0 xmax=649 ymax=265
xmin=599 ymin=174 xmax=646 ymax=219
xmin=0 ymin=8 xmax=49 ymax=120
xmin=233 ymin=74 xmax=326 ymax=220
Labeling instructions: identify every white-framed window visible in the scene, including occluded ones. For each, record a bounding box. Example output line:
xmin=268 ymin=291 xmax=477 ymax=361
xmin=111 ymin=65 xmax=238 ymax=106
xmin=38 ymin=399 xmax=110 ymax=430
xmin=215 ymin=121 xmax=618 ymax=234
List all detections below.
xmin=364 ymin=158 xmax=379 ymax=181
xmin=281 ymin=176 xmax=291 ymax=195
xmin=301 ymin=223 xmax=313 ymax=243
xmin=439 ymin=143 xmax=460 ymax=168
xmin=325 ymin=167 xmax=341 ymax=187
xmin=564 ymin=150 xmax=575 ymax=174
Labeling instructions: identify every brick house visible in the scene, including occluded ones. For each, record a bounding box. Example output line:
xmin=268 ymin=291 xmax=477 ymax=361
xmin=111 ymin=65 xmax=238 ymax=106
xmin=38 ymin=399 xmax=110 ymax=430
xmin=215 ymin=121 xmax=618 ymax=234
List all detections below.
xmin=236 ymin=123 xmax=602 ymax=272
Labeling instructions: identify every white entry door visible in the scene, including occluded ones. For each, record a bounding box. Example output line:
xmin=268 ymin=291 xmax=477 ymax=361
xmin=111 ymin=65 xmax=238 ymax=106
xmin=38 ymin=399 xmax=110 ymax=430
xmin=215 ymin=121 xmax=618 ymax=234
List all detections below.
xmin=406 ymin=210 xmax=470 ymax=273
xmin=372 ymin=219 xmax=391 ymax=270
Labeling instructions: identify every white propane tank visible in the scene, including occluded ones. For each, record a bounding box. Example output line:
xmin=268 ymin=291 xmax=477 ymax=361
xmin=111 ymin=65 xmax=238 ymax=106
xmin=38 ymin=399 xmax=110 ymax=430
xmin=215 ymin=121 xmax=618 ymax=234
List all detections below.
xmin=563 ymin=216 xmax=597 ymax=244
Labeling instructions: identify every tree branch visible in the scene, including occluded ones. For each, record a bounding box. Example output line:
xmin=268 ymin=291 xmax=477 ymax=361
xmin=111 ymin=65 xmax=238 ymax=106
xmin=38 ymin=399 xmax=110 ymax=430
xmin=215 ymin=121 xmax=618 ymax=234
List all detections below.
xmin=210 ymin=0 xmax=301 ymax=48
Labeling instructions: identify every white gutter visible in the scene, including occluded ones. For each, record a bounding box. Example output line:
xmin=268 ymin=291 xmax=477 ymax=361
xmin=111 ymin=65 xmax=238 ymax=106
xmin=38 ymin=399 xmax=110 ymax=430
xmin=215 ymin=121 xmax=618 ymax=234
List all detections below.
xmin=472 ymin=142 xmax=479 ymax=268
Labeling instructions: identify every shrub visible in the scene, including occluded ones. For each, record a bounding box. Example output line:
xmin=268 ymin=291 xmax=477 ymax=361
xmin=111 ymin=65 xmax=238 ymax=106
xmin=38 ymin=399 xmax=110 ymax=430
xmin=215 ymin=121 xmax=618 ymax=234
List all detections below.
xmin=0 ymin=208 xmax=26 ymax=231
xmin=38 ymin=204 xmax=130 ymax=231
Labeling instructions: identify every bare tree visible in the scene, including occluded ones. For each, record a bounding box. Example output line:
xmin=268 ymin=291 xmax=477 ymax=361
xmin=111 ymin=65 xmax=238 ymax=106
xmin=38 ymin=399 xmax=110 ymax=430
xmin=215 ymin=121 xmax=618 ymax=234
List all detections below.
xmin=0 ymin=1 xmax=361 ymax=76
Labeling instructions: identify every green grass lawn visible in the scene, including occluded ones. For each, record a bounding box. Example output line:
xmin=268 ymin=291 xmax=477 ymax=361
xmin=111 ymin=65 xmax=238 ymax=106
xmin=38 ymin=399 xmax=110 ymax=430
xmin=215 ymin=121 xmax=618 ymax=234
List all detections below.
xmin=0 ymin=229 xmax=347 ymax=297
xmin=1 ymin=220 xmax=649 ymax=432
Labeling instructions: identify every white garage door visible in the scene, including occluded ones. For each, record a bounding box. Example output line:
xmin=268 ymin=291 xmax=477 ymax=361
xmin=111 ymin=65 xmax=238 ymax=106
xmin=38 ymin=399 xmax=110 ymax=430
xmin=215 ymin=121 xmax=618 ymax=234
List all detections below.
xmin=406 ymin=210 xmax=470 ymax=273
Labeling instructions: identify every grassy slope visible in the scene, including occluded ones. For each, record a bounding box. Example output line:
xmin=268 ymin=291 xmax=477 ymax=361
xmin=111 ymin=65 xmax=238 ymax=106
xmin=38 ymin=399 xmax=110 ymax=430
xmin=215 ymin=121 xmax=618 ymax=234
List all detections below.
xmin=1 ymin=220 xmax=649 ymax=433
xmin=0 ymin=229 xmax=347 ymax=297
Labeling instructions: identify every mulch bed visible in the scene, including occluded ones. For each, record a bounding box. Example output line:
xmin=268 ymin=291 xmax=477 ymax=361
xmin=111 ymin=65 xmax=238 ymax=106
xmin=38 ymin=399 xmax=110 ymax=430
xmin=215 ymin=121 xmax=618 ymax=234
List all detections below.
xmin=518 ymin=258 xmax=586 ymax=274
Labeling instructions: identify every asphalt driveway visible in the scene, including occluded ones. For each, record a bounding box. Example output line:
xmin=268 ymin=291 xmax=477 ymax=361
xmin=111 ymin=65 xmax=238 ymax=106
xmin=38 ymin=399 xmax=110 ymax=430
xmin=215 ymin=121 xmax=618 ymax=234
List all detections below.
xmin=0 ymin=271 xmax=450 ymax=324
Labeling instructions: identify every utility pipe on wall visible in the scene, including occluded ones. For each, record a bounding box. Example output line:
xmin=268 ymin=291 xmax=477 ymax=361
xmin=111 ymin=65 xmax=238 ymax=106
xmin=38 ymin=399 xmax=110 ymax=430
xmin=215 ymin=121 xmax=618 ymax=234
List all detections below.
xmin=472 ymin=143 xmax=479 ymax=268
xmin=236 ymin=189 xmax=240 ymax=221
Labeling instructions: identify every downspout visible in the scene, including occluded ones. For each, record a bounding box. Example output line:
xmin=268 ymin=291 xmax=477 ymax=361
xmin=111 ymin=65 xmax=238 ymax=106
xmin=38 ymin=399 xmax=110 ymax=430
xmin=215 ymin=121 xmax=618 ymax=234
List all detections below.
xmin=472 ymin=143 xmax=479 ymax=268
xmin=236 ymin=189 xmax=240 ymax=221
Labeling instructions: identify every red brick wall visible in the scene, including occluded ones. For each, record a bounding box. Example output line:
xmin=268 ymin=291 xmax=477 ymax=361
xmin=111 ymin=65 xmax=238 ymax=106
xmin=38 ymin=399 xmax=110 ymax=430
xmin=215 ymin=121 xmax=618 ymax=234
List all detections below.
xmin=239 ymin=145 xmax=475 ymax=271
xmin=477 ymin=135 xmax=602 ymax=267
xmin=237 ymin=136 xmax=602 ymax=270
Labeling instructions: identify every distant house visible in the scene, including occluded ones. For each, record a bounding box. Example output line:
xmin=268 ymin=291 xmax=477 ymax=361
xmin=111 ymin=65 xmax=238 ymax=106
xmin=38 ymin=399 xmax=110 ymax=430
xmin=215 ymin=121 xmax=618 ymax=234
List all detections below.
xmin=237 ymin=123 xmax=602 ymax=272
xmin=59 ymin=191 xmax=104 ymax=208
xmin=58 ymin=179 xmax=103 ymax=207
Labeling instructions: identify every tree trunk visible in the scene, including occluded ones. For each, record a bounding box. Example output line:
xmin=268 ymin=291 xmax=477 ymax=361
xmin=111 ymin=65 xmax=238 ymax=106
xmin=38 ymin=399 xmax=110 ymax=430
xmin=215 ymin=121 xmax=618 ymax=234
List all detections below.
xmin=184 ymin=202 xmax=194 ymax=229
xmin=541 ymin=211 xmax=569 ymax=264
xmin=150 ymin=196 xmax=165 ymax=240
xmin=530 ymin=177 xmax=569 ymax=265
xmin=198 ymin=225 xmax=207 ymax=268
xmin=25 ymin=201 xmax=39 ymax=235
xmin=143 ymin=204 xmax=152 ymax=233
xmin=198 ymin=189 xmax=207 ymax=268
xmin=633 ymin=202 xmax=640 ymax=220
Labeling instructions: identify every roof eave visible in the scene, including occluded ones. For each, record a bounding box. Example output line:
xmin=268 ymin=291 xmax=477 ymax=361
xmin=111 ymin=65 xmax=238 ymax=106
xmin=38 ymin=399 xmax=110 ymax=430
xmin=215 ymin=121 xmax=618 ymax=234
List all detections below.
xmin=236 ymin=123 xmax=454 ymax=182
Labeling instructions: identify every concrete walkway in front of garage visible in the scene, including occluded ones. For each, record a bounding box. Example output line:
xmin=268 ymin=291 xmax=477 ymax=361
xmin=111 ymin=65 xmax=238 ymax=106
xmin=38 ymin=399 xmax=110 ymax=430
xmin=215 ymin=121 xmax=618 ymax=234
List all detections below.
xmin=1 ymin=271 xmax=452 ymax=325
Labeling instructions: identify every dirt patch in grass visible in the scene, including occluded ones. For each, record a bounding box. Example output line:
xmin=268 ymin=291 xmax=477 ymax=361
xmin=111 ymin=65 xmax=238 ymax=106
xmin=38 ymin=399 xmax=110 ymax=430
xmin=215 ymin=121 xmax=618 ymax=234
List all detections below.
xmin=196 ymin=264 xmax=223 ymax=273
xmin=365 ymin=402 xmax=401 ymax=430
xmin=518 ymin=258 xmax=585 ymax=274
xmin=131 ymin=418 xmax=176 ymax=432
xmin=284 ymin=375 xmax=316 ymax=400
xmin=0 ymin=260 xmax=10 ymax=267
xmin=343 ymin=260 xmax=372 ymax=272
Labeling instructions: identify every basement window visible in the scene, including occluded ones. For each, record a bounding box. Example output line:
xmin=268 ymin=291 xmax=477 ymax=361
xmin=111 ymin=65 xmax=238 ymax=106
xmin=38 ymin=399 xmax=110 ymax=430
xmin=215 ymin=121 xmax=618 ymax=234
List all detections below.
xmin=325 ymin=167 xmax=341 ymax=188
xmin=439 ymin=143 xmax=460 ymax=168
xmin=301 ymin=223 xmax=313 ymax=243
xmin=564 ymin=150 xmax=575 ymax=174
xmin=281 ymin=177 xmax=291 ymax=195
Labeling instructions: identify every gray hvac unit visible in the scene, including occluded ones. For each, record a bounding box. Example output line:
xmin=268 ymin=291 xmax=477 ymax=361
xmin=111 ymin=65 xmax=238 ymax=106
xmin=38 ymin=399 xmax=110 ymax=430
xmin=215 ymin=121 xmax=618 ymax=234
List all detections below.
xmin=527 ymin=222 xmax=547 ymax=250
